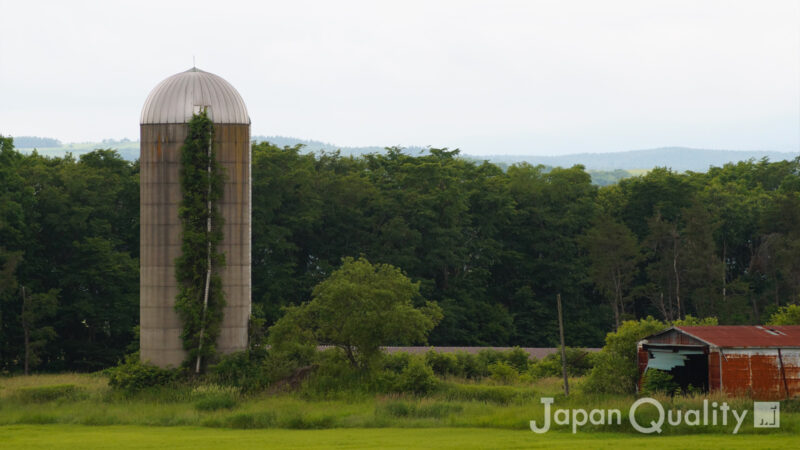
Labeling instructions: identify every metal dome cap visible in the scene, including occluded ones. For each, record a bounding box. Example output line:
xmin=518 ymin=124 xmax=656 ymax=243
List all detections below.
xmin=140 ymin=67 xmax=250 ymax=125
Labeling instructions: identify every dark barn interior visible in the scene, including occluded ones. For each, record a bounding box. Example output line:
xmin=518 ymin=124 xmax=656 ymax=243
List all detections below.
xmin=643 ymin=346 xmax=709 ymax=393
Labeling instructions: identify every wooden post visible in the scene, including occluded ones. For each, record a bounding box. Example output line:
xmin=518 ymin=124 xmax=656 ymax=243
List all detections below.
xmin=557 ymin=293 xmax=569 ymax=396
xmin=22 ymin=286 xmax=30 ymax=376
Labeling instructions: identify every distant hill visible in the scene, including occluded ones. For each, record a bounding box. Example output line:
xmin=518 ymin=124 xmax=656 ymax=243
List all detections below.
xmin=11 ymin=136 xmax=63 ymax=148
xmin=481 ymin=147 xmax=797 ymax=172
xmin=10 ymin=135 xmax=796 ymax=178
xmin=12 ymin=137 xmax=140 ymax=161
xmin=251 ymin=135 xmax=429 ymax=157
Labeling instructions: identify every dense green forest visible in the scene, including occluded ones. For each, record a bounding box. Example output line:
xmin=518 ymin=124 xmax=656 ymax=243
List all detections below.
xmin=1 ymin=135 xmax=799 ymax=372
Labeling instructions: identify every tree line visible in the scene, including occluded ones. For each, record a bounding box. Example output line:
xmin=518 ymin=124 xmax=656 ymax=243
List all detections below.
xmin=1 ymin=134 xmax=799 ymax=372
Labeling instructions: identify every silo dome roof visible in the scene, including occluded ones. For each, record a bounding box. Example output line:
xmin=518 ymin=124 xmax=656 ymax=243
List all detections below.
xmin=140 ymin=67 xmax=250 ymax=125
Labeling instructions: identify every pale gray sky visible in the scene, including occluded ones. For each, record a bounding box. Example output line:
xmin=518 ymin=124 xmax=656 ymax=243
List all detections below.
xmin=1 ymin=0 xmax=798 ymax=155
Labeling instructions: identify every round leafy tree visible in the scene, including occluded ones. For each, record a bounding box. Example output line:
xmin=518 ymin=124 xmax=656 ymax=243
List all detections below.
xmin=269 ymin=257 xmax=442 ymax=369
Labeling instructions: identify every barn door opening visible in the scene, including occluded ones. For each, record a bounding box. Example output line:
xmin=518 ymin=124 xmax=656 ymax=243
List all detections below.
xmin=669 ymin=353 xmax=708 ymax=392
xmin=646 ymin=348 xmax=708 ymax=393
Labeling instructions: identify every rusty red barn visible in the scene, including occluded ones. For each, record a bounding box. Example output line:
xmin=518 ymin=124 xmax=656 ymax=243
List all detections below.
xmin=637 ymin=326 xmax=800 ymax=399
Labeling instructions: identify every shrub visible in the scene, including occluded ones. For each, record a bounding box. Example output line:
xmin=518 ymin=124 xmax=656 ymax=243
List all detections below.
xmin=582 ymin=316 xmax=666 ymax=394
xmin=210 ymin=350 xmax=274 ymax=392
xmin=529 ymin=348 xmax=594 ymax=379
xmin=394 ymin=358 xmax=439 ymax=395
xmin=528 ymin=355 xmax=562 ymax=379
xmin=488 ymin=361 xmax=518 ymax=384
xmin=15 ymin=384 xmax=85 ymax=402
xmin=476 ymin=349 xmax=505 ymax=368
xmin=211 ymin=347 xmax=314 ymax=393
xmin=642 ymin=369 xmax=679 ymax=395
xmin=301 ymin=350 xmax=390 ymax=398
xmin=424 ymin=350 xmax=459 ymax=377
xmin=504 ymin=347 xmax=531 ymax=372
xmin=453 ymin=352 xmax=484 ymax=379
xmin=106 ymin=354 xmax=178 ymax=393
xmin=382 ymin=352 xmax=411 ymax=373
xmin=210 ymin=351 xmax=261 ymax=387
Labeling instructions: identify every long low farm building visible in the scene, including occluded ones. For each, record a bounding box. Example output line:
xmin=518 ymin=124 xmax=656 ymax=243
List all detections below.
xmin=637 ymin=325 xmax=800 ymax=399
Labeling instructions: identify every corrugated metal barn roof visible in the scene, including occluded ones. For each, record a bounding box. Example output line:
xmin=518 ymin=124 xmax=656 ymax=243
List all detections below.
xmin=140 ymin=67 xmax=250 ymax=125
xmin=675 ymin=325 xmax=800 ymax=348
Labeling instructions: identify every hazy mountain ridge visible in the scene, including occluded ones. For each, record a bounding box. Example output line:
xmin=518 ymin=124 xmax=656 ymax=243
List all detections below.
xmin=482 ymin=147 xmax=797 ymax=172
xmin=10 ymin=135 xmax=796 ymax=173
xmin=251 ymin=135 xmax=429 ymax=157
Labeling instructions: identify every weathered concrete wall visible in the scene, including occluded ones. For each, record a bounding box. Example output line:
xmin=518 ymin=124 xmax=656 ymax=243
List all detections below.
xmin=140 ymin=123 xmax=251 ymax=368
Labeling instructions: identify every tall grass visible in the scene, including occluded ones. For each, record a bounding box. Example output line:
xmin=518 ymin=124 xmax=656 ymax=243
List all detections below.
xmin=0 ymin=373 xmax=797 ymax=435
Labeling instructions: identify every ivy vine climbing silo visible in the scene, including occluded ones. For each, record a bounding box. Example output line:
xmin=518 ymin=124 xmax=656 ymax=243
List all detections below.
xmin=140 ymin=67 xmax=251 ymax=368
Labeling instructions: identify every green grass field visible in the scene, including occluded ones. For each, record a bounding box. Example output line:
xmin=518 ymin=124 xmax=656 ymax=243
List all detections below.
xmin=0 ymin=425 xmax=797 ymax=449
xmin=1 ymin=373 xmax=797 ymax=448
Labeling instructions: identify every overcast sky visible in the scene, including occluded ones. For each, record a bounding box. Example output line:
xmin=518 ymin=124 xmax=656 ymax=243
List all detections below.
xmin=1 ymin=0 xmax=798 ymax=155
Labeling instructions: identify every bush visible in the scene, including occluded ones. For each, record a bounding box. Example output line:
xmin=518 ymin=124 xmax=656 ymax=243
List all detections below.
xmin=106 ymin=354 xmax=178 ymax=394
xmin=424 ymin=350 xmax=459 ymax=377
xmin=453 ymin=352 xmax=483 ymax=379
xmin=209 ymin=350 xmax=274 ymax=392
xmin=14 ymin=384 xmax=85 ymax=402
xmin=423 ymin=349 xmax=533 ymax=380
xmin=476 ymin=349 xmax=505 ymax=368
xmin=488 ymin=361 xmax=518 ymax=384
xmin=382 ymin=352 xmax=411 ymax=373
xmin=642 ymin=369 xmax=679 ymax=395
xmin=583 ymin=317 xmax=666 ymax=394
xmin=394 ymin=358 xmax=439 ymax=395
xmin=210 ymin=351 xmax=262 ymax=388
xmin=529 ymin=348 xmax=594 ymax=379
xmin=211 ymin=347 xmax=316 ymax=393
xmin=504 ymin=347 xmax=531 ymax=372
xmin=528 ymin=355 xmax=562 ymax=379
xmin=301 ymin=350 xmax=392 ymax=398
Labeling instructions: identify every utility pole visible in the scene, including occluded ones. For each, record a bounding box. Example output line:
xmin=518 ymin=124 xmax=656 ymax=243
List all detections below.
xmin=557 ymin=293 xmax=569 ymax=396
xmin=22 ymin=286 xmax=30 ymax=376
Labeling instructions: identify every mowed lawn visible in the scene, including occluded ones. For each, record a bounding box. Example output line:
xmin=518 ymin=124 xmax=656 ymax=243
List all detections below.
xmin=0 ymin=425 xmax=796 ymax=449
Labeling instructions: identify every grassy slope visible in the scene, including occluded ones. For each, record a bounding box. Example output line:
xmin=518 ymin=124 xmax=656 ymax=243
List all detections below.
xmin=1 ymin=425 xmax=797 ymax=450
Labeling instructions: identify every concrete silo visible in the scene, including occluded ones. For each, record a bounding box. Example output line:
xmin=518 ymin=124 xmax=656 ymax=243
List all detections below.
xmin=140 ymin=67 xmax=251 ymax=368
